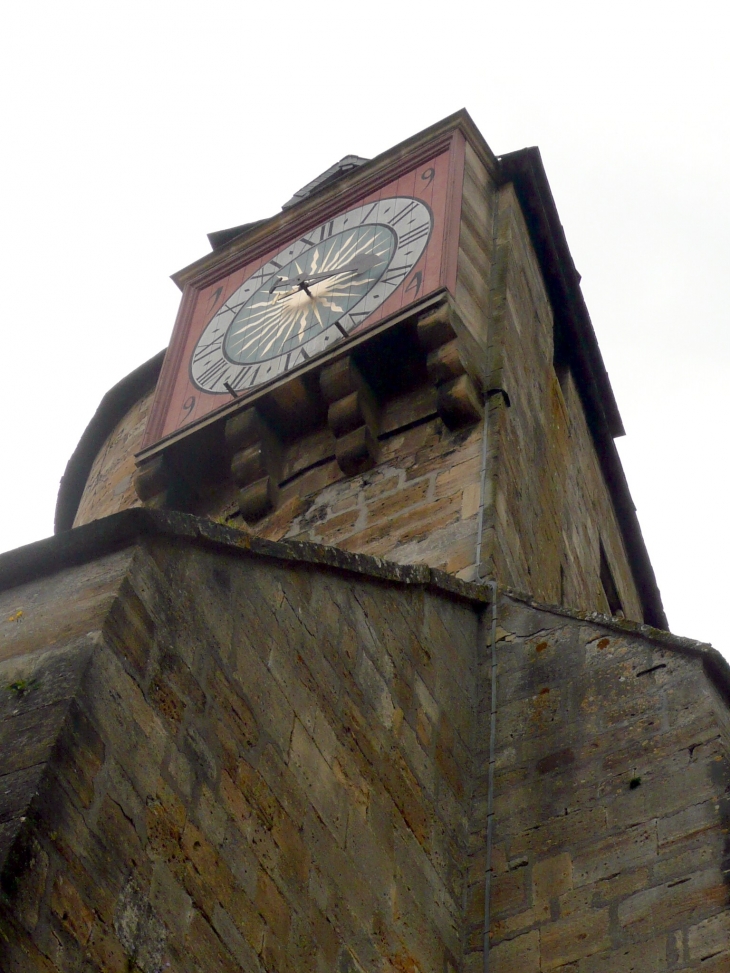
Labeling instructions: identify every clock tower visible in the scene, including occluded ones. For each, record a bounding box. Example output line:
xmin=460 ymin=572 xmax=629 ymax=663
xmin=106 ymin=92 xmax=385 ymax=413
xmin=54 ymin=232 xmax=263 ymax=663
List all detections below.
xmin=5 ymin=111 xmax=726 ymax=973
xmin=65 ymin=110 xmax=663 ymax=627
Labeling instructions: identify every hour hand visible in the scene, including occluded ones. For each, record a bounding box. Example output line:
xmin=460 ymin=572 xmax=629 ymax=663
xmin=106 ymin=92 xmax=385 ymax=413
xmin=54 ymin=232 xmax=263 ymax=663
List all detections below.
xmin=270 ymin=274 xmax=306 ymax=294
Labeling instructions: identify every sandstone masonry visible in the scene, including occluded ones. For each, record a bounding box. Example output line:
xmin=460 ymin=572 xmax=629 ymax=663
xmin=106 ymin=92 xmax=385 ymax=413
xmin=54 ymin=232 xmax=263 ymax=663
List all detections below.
xmin=0 ymin=512 xmax=727 ymax=972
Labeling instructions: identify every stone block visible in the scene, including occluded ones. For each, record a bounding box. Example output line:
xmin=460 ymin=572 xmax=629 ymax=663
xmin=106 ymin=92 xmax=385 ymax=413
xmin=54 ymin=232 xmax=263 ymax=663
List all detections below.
xmin=578 ymin=935 xmax=666 ymax=972
xmin=556 ymin=886 xmax=593 ymax=918
xmin=185 ymin=910 xmax=242 ymax=973
xmin=687 ymin=909 xmax=730 ymax=962
xmin=355 ymin=650 xmax=396 ymax=730
xmin=145 ymin=777 xmax=187 ymax=862
xmin=591 ymin=866 xmax=648 ymax=902
xmin=0 ymin=701 xmax=68 ymax=777
xmin=289 ymin=720 xmax=348 ymax=846
xmin=0 ymin=934 xmax=60 ymax=973
xmin=86 ymin=920 xmax=130 ymax=972
xmin=212 ymin=903 xmax=264 ymax=972
xmin=393 ymin=826 xmax=460 ymax=954
xmin=96 ymin=794 xmax=144 ymax=874
xmin=490 ymin=902 xmax=549 ymax=943
xmin=149 ymin=860 xmax=194 ymax=940
xmin=255 ymin=868 xmax=291 ymax=943
xmin=50 ymin=873 xmax=94 ymax=947
xmin=533 ymin=852 xmax=572 ymax=903
xmin=491 ymin=868 xmax=527 ymax=917
xmin=86 ymin=645 xmax=167 ymax=797
xmin=652 ymin=839 xmax=720 ymax=883
xmin=366 ymin=479 xmax=431 ymax=522
xmin=572 ymin=823 xmax=656 ymax=887
xmin=230 ymin=629 xmax=295 ymax=757
xmin=618 ymin=867 xmax=726 ymax=939
xmin=657 ymin=799 xmax=719 ymax=847
xmin=489 ymin=929 xmax=540 ymax=973
xmin=540 ymin=908 xmax=610 ymax=969
xmin=104 ymin=578 xmax=156 ymax=678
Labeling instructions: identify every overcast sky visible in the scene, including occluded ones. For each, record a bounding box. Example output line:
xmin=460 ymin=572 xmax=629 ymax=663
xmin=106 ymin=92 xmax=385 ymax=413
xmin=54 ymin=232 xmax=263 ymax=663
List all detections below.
xmin=1 ymin=1 xmax=728 ymax=655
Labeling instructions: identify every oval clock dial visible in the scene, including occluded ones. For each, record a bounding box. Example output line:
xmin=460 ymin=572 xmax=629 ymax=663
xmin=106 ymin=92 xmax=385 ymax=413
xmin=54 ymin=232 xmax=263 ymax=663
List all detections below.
xmin=190 ymin=196 xmax=432 ymax=395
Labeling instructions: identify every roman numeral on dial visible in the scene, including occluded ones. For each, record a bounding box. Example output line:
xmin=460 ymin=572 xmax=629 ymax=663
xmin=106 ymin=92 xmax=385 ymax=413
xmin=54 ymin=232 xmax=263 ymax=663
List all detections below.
xmin=388 ymin=201 xmax=420 ymax=227
xmin=381 ymin=265 xmax=411 ymax=286
xmin=397 ymin=223 xmax=430 ymax=248
xmin=197 ymin=358 xmax=230 ymax=390
xmin=192 ymin=335 xmax=223 ymax=363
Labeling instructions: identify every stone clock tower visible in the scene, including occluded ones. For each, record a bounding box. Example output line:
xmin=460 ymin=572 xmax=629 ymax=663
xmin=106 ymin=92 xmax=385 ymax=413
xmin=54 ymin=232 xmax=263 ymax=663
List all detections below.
xmin=61 ymin=111 xmax=663 ymax=625
xmin=1 ymin=111 xmax=728 ymax=972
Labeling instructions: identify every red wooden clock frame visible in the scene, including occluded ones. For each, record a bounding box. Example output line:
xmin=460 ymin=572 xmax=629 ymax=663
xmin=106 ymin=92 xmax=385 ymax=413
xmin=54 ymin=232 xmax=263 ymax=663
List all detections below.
xmin=141 ymin=129 xmax=467 ymax=455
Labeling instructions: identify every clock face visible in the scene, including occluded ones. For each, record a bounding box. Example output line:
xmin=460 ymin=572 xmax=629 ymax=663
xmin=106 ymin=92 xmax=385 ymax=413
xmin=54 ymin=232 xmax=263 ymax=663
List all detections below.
xmin=191 ymin=197 xmax=432 ymax=395
xmin=142 ymin=143 xmax=463 ymax=451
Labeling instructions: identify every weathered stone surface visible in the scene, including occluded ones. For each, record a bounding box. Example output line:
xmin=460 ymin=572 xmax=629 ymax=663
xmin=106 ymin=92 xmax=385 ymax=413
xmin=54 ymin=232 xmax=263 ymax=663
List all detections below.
xmin=73 ymin=386 xmax=153 ymax=527
xmin=0 ymin=525 xmax=479 ymax=972
xmin=0 ymin=518 xmax=727 ymax=972
xmin=464 ymin=592 xmax=730 ymax=973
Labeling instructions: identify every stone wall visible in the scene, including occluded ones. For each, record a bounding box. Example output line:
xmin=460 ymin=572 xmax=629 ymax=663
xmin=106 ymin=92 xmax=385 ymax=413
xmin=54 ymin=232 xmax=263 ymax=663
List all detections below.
xmin=463 ymin=593 xmax=730 ymax=973
xmin=73 ymin=377 xmax=486 ymax=582
xmin=272 ymin=417 xmax=484 ymax=578
xmin=479 ymin=184 xmax=643 ymax=620
xmin=0 ymin=518 xmax=480 ymax=973
xmin=0 ymin=514 xmax=727 ymax=971
xmin=73 ymin=389 xmax=153 ymax=528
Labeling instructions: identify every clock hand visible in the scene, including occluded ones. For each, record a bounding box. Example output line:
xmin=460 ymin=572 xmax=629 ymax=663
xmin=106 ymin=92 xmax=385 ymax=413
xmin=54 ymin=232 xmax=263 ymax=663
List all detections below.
xmin=269 ymin=253 xmax=381 ymax=293
xmin=269 ymin=272 xmax=347 ymax=294
xmin=306 ymin=252 xmax=379 ymax=283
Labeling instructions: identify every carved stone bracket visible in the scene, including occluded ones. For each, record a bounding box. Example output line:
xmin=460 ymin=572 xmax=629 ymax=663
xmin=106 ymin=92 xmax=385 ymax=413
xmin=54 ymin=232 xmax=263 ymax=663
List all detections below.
xmin=320 ymin=357 xmax=379 ymax=476
xmin=133 ymin=454 xmax=195 ymax=511
xmin=225 ymin=407 xmax=282 ymax=522
xmin=417 ymin=304 xmax=483 ymax=428
xmin=134 ymin=455 xmax=170 ymax=509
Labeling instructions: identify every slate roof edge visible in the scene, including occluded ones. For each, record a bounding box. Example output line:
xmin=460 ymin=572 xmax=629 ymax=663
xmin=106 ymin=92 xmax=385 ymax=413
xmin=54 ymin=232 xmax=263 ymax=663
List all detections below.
xmin=54 ymin=351 xmax=166 ymax=534
xmin=497 ymin=147 xmax=623 ymax=438
xmin=498 ymin=147 xmax=667 ymax=632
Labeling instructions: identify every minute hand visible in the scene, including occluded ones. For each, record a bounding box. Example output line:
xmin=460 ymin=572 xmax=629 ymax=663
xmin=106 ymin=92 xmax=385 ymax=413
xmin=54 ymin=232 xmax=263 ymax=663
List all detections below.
xmin=269 ymin=254 xmax=380 ymax=293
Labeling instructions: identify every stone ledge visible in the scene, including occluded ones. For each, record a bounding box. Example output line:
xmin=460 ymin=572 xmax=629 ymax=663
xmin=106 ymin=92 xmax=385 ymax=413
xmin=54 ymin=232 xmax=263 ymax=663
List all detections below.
xmin=0 ymin=508 xmax=490 ymax=607
xmin=4 ymin=510 xmax=728 ymax=707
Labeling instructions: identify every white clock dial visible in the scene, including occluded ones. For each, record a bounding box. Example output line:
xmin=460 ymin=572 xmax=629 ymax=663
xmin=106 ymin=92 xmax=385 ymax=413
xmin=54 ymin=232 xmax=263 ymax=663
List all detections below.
xmin=190 ymin=196 xmax=432 ymax=395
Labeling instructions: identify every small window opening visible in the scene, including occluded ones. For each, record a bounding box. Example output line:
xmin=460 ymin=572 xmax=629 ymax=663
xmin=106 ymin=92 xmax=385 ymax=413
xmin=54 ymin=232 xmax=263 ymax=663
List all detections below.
xmin=559 ymin=564 xmax=566 ymax=606
xmin=553 ymin=327 xmax=571 ymax=396
xmin=554 ymin=360 xmax=570 ymax=396
xmin=599 ymin=541 xmax=624 ymax=617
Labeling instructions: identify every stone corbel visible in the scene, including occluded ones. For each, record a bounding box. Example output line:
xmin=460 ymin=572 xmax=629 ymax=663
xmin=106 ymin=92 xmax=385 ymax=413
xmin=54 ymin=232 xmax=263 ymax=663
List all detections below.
xmin=133 ymin=454 xmax=194 ymax=511
xmin=320 ymin=356 xmax=379 ymax=476
xmin=417 ymin=305 xmax=483 ymax=428
xmin=225 ymin=407 xmax=282 ymax=522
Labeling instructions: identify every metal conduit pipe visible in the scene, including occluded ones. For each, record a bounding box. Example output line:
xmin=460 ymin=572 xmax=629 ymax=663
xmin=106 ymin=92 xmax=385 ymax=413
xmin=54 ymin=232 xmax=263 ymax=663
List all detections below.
xmin=482 ymin=580 xmax=498 ymax=973
xmin=473 ymin=400 xmax=499 ymax=973
xmin=473 ymin=182 xmax=502 ymax=973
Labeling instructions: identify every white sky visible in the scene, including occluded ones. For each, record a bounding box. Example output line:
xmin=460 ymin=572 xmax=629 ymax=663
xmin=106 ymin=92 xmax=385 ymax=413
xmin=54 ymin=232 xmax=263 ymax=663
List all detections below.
xmin=1 ymin=1 xmax=728 ymax=655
